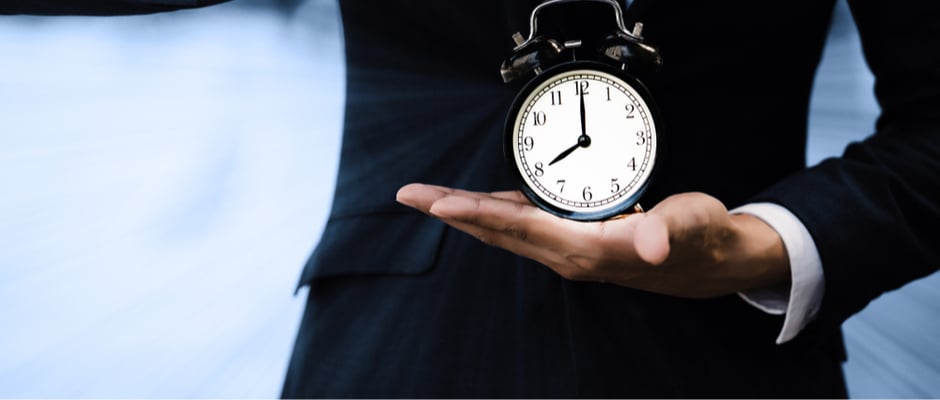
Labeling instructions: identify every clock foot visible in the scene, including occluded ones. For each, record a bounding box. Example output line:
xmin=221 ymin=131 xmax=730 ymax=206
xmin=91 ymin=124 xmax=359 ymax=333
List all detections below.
xmin=609 ymin=203 xmax=645 ymax=220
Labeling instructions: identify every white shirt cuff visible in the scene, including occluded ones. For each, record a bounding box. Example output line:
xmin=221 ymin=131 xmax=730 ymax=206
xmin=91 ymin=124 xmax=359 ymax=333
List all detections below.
xmin=731 ymin=202 xmax=825 ymax=344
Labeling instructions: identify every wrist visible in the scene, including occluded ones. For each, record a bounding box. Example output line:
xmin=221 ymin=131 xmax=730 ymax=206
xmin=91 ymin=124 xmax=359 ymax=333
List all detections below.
xmin=726 ymin=213 xmax=791 ymax=292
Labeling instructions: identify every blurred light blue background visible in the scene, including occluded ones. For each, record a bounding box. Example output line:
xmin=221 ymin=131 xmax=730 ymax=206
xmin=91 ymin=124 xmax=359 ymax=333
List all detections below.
xmin=1 ymin=0 xmax=938 ymax=397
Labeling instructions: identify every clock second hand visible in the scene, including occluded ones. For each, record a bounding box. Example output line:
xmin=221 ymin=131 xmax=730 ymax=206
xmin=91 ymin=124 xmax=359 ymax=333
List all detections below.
xmin=549 ymin=91 xmax=591 ymax=166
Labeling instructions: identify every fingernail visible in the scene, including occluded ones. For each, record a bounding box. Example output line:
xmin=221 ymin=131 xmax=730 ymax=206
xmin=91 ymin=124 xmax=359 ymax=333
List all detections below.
xmin=395 ymin=185 xmax=417 ymax=207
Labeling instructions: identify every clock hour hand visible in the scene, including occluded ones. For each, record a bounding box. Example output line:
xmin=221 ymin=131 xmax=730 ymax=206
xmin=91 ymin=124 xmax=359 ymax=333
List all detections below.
xmin=549 ymin=133 xmax=592 ymax=166
xmin=549 ymin=142 xmax=580 ymax=166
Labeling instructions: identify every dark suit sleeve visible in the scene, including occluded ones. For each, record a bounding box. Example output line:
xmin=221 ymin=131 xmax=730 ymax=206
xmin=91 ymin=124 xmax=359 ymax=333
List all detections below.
xmin=0 ymin=0 xmax=229 ymax=15
xmin=752 ymin=0 xmax=940 ymax=333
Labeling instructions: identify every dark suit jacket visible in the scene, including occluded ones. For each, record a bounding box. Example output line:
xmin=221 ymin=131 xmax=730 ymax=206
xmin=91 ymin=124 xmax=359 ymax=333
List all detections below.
xmin=6 ymin=0 xmax=940 ymax=398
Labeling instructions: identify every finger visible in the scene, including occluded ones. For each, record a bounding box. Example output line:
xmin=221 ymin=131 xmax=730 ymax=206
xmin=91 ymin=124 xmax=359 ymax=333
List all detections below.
xmin=400 ymin=182 xmax=530 ymax=209
xmin=426 ymin=185 xmax=529 ymax=206
xmin=428 ymin=191 xmax=592 ymax=250
xmin=397 ymin=184 xmax=503 ymax=213
xmin=443 ymin=217 xmax=554 ymax=261
xmin=396 ymin=183 xmax=450 ymax=213
xmin=428 ymin=192 xmax=527 ymax=226
xmin=439 ymin=217 xmax=585 ymax=279
xmin=490 ymin=190 xmax=530 ymax=204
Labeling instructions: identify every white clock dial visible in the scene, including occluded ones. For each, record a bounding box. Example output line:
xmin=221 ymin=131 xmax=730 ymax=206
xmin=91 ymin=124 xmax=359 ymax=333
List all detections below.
xmin=511 ymin=68 xmax=657 ymax=216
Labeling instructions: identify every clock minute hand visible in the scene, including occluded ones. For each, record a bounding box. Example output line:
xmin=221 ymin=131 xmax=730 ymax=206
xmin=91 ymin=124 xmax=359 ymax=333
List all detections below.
xmin=549 ymin=93 xmax=593 ymax=167
xmin=580 ymin=89 xmax=587 ymax=137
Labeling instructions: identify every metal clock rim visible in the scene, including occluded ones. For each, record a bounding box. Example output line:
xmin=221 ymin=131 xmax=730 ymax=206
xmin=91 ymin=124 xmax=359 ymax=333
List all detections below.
xmin=503 ymin=60 xmax=663 ymax=222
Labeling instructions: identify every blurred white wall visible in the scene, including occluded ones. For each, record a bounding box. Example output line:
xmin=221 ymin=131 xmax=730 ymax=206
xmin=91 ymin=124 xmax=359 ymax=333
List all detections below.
xmin=0 ymin=1 xmax=343 ymax=396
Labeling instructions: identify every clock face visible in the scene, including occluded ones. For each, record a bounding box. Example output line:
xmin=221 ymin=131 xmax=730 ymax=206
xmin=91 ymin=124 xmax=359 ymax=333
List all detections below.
xmin=508 ymin=65 xmax=659 ymax=220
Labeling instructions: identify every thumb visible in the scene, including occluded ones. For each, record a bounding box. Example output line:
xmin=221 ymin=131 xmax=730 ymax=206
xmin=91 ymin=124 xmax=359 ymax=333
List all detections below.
xmin=634 ymin=213 xmax=670 ymax=266
xmin=632 ymin=192 xmax=729 ymax=266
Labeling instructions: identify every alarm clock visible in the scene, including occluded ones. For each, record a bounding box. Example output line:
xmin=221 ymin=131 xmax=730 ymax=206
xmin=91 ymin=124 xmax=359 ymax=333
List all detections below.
xmin=500 ymin=0 xmax=663 ymax=221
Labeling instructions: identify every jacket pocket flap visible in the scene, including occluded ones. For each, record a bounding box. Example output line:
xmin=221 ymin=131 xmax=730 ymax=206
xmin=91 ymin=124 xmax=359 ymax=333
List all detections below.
xmin=297 ymin=211 xmax=446 ymax=287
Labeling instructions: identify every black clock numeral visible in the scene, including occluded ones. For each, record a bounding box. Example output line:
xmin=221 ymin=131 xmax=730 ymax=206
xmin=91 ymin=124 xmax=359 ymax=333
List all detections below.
xmin=625 ymin=104 xmax=636 ymax=119
xmin=610 ymin=178 xmax=620 ymax=193
xmin=523 ymin=136 xmax=534 ymax=151
xmin=582 ymin=186 xmax=593 ymax=201
xmin=533 ymin=111 xmax=547 ymax=126
xmin=556 ymin=179 xmax=566 ymax=193
xmin=574 ymin=80 xmax=590 ymax=96
xmin=534 ymin=162 xmax=545 ymax=177
xmin=551 ymin=90 xmax=562 ymax=106
xmin=635 ymin=130 xmax=646 ymax=145
xmin=606 ymin=87 xmax=611 ymax=101
xmin=627 ymin=157 xmax=637 ymax=171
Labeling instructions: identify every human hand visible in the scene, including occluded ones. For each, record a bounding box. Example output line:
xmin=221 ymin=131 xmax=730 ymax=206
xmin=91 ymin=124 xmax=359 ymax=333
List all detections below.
xmin=396 ymin=183 xmax=790 ymax=298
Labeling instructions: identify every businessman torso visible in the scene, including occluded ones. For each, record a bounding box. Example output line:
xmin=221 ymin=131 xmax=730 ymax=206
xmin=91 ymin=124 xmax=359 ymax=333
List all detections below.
xmin=286 ymin=0 xmax=848 ymax=397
